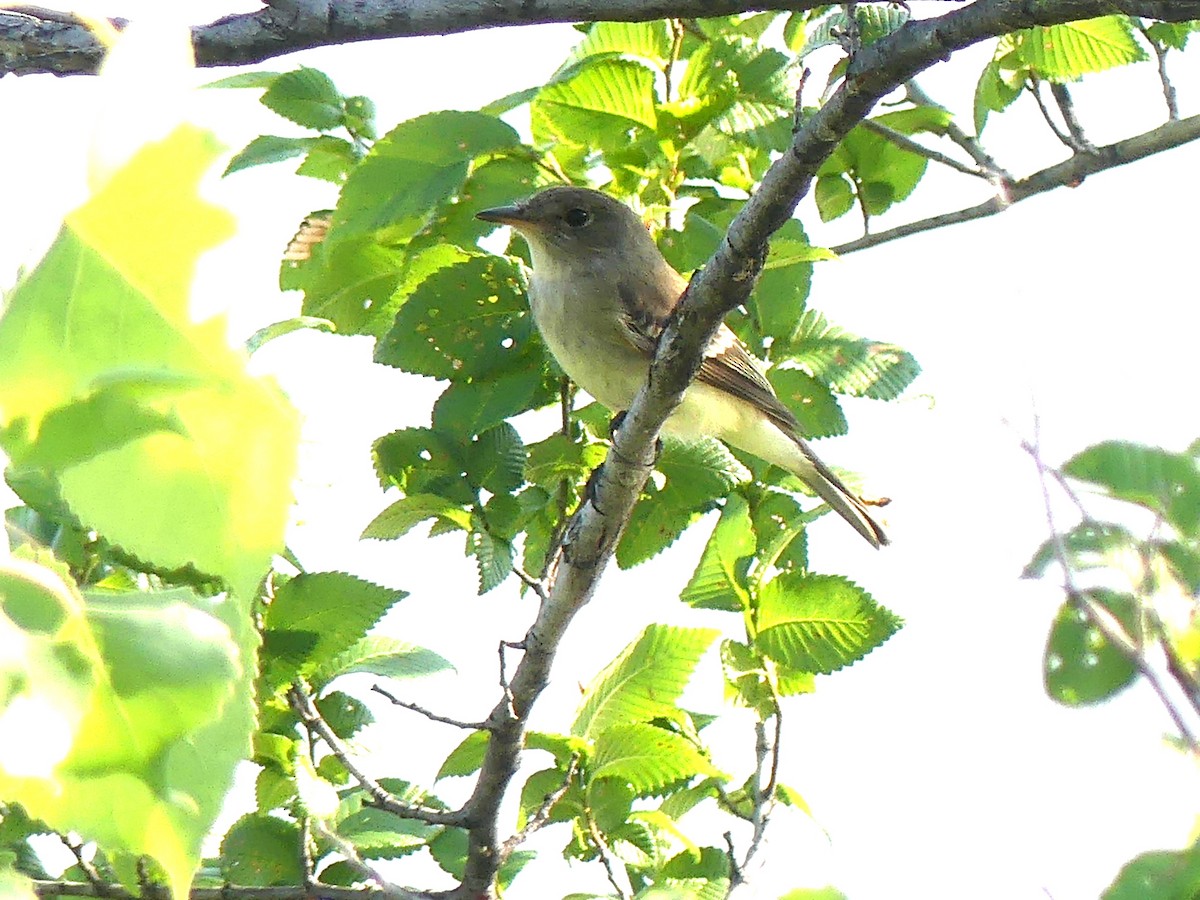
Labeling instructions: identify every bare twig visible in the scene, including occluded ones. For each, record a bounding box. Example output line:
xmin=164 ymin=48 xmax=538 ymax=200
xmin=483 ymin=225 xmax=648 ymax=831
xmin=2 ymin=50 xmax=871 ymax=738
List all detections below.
xmin=371 ymin=684 xmax=488 ymax=731
xmin=499 ymin=754 xmax=580 ymax=856
xmin=1029 ymin=78 xmax=1079 ymax=150
xmin=287 ymin=685 xmax=466 ymax=826
xmin=833 ymin=114 xmax=1200 ymax=254
xmin=1049 ymin=82 xmax=1096 ymax=153
xmin=859 ymin=116 xmax=990 ymax=178
xmin=512 ymin=565 xmax=549 ymax=602
xmin=905 ymin=79 xmax=1013 ymax=182
xmin=723 ymin=831 xmax=745 ymax=891
xmin=60 ymin=836 xmax=105 ymax=892
xmin=310 ymin=817 xmax=389 ymax=887
xmin=584 ymin=807 xmax=630 ymax=900
xmin=1136 ymin=20 xmax=1181 ymax=120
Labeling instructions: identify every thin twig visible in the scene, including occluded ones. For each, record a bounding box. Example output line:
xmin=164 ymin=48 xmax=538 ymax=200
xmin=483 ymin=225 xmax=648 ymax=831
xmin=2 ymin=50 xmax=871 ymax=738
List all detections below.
xmin=310 ymin=817 xmax=388 ymax=887
xmin=1049 ymin=82 xmax=1095 ymax=153
xmin=859 ymin=117 xmax=989 ymax=178
xmin=832 ymin=113 xmax=1200 ymax=254
xmin=500 ymin=755 xmax=580 ymax=856
xmin=1136 ymin=21 xmax=1180 ymax=120
xmin=287 ymin=685 xmax=466 ymax=826
xmin=60 ymin=836 xmax=105 ymax=892
xmin=371 ymin=685 xmax=488 ymax=731
xmin=723 ymin=831 xmax=745 ymax=891
xmin=584 ymin=807 xmax=630 ymax=900
xmin=905 ymin=79 xmax=1013 ymax=182
xmin=512 ymin=565 xmax=549 ymax=602
xmin=1029 ymin=79 xmax=1078 ymax=151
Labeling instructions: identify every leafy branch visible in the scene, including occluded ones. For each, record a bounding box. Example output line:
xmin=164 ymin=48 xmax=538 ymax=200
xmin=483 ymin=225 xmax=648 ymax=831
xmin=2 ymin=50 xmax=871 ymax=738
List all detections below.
xmin=833 ymin=113 xmax=1200 ymax=255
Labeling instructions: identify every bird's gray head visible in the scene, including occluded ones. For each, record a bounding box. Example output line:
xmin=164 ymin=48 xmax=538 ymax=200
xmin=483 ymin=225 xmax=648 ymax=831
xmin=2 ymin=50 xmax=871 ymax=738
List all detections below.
xmin=476 ymin=186 xmax=661 ymax=274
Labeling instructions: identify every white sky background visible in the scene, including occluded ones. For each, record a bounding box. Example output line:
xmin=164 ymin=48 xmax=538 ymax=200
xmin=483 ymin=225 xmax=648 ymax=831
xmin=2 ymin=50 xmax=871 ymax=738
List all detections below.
xmin=3 ymin=3 xmax=1200 ymax=899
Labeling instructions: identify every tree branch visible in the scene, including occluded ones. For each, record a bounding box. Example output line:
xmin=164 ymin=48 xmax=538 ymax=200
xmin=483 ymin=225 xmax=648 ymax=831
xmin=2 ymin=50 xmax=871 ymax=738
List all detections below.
xmin=832 ymin=113 xmax=1200 ymax=255
xmin=287 ymin=685 xmax=467 ymax=827
xmin=0 ymin=0 xmax=801 ymax=76
xmin=31 ymin=881 xmax=438 ymax=900
xmin=4 ymin=0 xmax=1199 ymax=77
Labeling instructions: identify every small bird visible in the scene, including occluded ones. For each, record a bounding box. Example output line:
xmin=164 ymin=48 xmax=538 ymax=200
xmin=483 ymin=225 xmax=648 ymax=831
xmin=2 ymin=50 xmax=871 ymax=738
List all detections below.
xmin=476 ymin=186 xmax=888 ymax=548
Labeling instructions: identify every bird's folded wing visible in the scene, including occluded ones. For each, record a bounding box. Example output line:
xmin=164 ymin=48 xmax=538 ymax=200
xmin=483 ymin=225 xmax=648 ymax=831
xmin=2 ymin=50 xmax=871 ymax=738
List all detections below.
xmin=616 ymin=275 xmax=799 ymax=436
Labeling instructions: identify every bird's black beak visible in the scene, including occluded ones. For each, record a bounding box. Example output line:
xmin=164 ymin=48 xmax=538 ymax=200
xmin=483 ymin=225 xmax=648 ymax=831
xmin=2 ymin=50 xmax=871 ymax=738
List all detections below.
xmin=476 ymin=204 xmax=527 ymax=227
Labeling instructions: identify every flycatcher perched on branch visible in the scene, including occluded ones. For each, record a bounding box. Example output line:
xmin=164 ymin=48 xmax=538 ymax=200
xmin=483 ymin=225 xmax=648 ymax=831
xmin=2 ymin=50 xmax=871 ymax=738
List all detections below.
xmin=477 ymin=186 xmax=888 ymax=548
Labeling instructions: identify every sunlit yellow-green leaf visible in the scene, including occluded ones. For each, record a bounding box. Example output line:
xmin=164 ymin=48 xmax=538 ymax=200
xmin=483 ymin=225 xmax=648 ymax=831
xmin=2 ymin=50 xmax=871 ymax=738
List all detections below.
xmin=0 ymin=125 xmax=299 ymax=599
xmin=0 ymin=555 xmax=253 ymax=900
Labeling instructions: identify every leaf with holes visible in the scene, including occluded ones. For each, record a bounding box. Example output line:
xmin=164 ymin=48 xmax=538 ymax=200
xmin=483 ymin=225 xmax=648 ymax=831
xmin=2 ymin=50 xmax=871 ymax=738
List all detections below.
xmin=1044 ymin=590 xmax=1139 ymax=706
xmin=376 ymin=255 xmax=532 ymax=381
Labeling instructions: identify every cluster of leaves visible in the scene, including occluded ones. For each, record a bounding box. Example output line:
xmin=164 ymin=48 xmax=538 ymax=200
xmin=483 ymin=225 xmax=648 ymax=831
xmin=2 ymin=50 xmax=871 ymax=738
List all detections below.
xmin=1023 ymin=439 xmax=1200 ymax=898
xmin=185 ymin=10 xmax=919 ymax=896
xmin=974 ymin=14 xmax=1199 ymax=132
xmin=8 ymin=4 xmax=1194 ymax=900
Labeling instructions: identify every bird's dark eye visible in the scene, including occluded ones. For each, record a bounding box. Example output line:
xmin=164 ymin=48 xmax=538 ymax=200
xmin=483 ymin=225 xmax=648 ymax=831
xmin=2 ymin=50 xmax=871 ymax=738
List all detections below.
xmin=564 ymin=207 xmax=592 ymax=228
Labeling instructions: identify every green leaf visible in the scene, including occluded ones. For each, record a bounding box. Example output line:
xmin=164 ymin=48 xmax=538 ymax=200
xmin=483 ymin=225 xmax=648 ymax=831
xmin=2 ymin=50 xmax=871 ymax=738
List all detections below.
xmin=814 ymin=175 xmax=855 ymax=222
xmin=375 ymin=254 xmax=533 ymax=381
xmin=1145 ymin=21 xmax=1200 ymax=51
xmin=261 ymin=66 xmax=345 ymax=131
xmin=315 ymin=690 xmax=374 ymax=740
xmin=332 ymin=111 xmax=519 ymax=247
xmin=310 ymin=635 xmax=453 ymax=688
xmin=1017 ymin=17 xmax=1147 ymax=82
xmin=263 ymin=572 xmax=407 ymax=683
xmin=372 ymin=427 xmax=471 ymax=501
xmin=224 ymin=134 xmax=317 ymax=175
xmin=566 ymin=21 xmax=673 ymax=66
xmin=533 ymin=58 xmax=658 ymax=153
xmin=465 ymin=423 xmax=526 ymax=494
xmin=591 ymin=723 xmax=723 ymax=794
xmin=432 ymin=366 xmax=549 ymax=439
xmin=0 ymin=126 xmax=298 ymax=600
xmin=573 ymin=625 xmax=719 ymax=740
xmin=784 ymin=310 xmax=920 ymax=400
xmin=470 ymin=527 xmax=514 ymax=594
xmin=700 ymin=37 xmax=799 ymax=150
xmin=0 ymin=557 xmax=255 ymax=900
xmin=1045 ymin=590 xmax=1139 ymax=706
xmin=1064 ymin=441 xmax=1200 ymax=538
xmin=437 ymin=730 xmax=490 ymax=780
xmin=429 ymin=827 xmax=469 ymax=879
xmin=1103 ymin=844 xmax=1200 ymax=900
xmin=245 ymin=316 xmax=335 ymax=354
xmin=296 ymin=135 xmax=359 ymax=184
xmin=680 ymin=495 xmax=754 ymax=611
xmin=618 ymin=440 xmax=750 ymax=568
xmin=1022 ymin=522 xmax=1138 ymax=579
xmin=336 ymin=808 xmax=434 ymax=858
xmin=361 ymin=494 xmax=473 ymax=541
xmin=203 ymin=70 xmax=282 ymax=89
xmin=973 ymin=56 xmax=1024 ymax=135
xmin=768 ymin=369 xmax=848 ymax=439
xmin=220 ymin=814 xmax=303 ymax=886
xmin=756 ymin=573 xmax=902 ymax=675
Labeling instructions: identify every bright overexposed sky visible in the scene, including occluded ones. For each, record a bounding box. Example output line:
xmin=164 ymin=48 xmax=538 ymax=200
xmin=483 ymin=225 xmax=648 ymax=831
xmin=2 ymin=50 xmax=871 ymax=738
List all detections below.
xmin=3 ymin=4 xmax=1200 ymax=899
